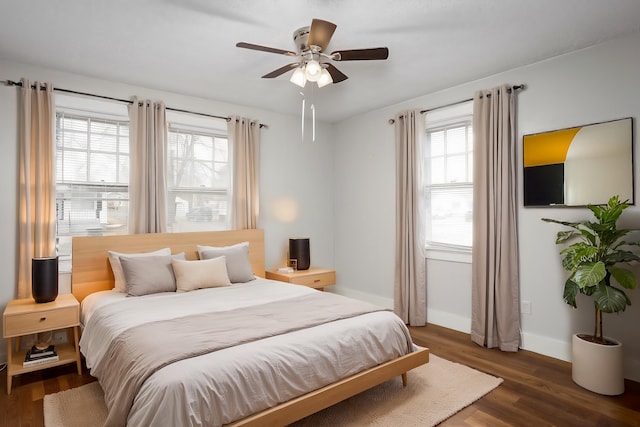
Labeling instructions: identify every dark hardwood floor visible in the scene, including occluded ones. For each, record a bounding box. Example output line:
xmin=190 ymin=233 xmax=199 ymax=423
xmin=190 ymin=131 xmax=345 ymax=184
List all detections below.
xmin=409 ymin=324 xmax=640 ymax=427
xmin=0 ymin=361 xmax=95 ymax=427
xmin=1 ymin=323 xmax=638 ymax=427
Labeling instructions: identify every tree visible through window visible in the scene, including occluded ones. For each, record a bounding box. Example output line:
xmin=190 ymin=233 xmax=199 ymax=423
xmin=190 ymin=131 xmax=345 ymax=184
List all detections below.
xmin=55 ymin=112 xmax=231 ymax=257
xmin=167 ymin=127 xmax=230 ymax=232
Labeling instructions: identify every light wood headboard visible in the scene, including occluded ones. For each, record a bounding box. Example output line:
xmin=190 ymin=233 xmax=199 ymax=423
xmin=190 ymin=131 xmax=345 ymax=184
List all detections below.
xmin=71 ymin=229 xmax=265 ymax=302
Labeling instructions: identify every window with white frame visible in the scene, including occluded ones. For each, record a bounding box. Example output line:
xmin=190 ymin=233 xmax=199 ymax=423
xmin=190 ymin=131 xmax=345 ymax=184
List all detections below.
xmin=167 ymin=126 xmax=230 ymax=232
xmin=55 ymin=107 xmax=231 ymax=257
xmin=424 ymin=102 xmax=473 ymax=253
xmin=55 ymin=112 xmax=130 ymax=257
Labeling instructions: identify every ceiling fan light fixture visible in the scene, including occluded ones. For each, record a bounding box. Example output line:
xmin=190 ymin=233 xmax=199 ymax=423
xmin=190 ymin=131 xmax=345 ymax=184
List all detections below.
xmin=290 ymin=66 xmax=307 ymax=87
xmin=316 ymin=68 xmax=333 ymax=88
xmin=237 ymin=18 xmax=390 ymax=89
xmin=304 ymin=59 xmax=322 ymax=81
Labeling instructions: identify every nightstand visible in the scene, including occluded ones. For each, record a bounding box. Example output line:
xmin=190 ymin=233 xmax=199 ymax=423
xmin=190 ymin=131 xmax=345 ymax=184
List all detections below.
xmin=3 ymin=294 xmax=82 ymax=394
xmin=266 ymin=267 xmax=336 ymax=290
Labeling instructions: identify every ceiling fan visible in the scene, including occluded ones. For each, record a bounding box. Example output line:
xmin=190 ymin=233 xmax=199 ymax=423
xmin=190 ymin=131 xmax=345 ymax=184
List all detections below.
xmin=236 ymin=19 xmax=389 ymax=88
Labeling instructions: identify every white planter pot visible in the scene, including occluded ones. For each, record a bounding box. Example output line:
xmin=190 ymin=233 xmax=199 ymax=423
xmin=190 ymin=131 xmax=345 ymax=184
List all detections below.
xmin=572 ymin=333 xmax=624 ymax=395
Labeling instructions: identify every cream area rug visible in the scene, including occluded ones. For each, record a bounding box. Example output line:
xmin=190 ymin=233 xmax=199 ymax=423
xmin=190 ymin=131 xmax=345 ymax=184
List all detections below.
xmin=44 ymin=354 xmax=502 ymax=427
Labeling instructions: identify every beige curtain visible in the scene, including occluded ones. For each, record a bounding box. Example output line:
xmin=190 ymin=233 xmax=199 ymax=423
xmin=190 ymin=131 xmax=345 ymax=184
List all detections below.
xmin=128 ymin=98 xmax=168 ymax=234
xmin=471 ymin=85 xmax=520 ymax=351
xmin=17 ymin=79 xmax=57 ymax=298
xmin=394 ymin=110 xmax=427 ymax=326
xmin=227 ymin=116 xmax=261 ymax=229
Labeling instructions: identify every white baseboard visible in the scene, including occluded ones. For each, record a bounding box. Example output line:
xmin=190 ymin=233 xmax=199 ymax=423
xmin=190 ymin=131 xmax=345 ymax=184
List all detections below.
xmin=520 ymin=330 xmax=571 ymax=362
xmin=332 ymin=288 xmax=473 ymax=334
xmin=521 ymin=331 xmax=640 ymax=382
xmin=426 ymin=309 xmax=471 ymax=334
xmin=624 ymin=356 xmax=640 ymax=383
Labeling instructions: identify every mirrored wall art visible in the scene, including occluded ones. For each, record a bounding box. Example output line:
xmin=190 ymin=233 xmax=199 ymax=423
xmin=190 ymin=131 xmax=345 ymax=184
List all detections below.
xmin=523 ymin=117 xmax=634 ymax=207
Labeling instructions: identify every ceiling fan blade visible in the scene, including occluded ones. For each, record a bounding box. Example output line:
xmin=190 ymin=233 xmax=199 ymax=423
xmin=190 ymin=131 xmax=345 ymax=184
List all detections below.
xmin=331 ymin=47 xmax=389 ymax=61
xmin=325 ymin=63 xmax=348 ymax=84
xmin=307 ymin=19 xmax=337 ymax=51
xmin=236 ymin=42 xmax=297 ymax=57
xmin=262 ymin=63 xmax=299 ymax=79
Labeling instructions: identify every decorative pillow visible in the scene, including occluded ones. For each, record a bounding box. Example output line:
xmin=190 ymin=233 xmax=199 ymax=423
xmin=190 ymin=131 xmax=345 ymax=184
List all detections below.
xmin=197 ymin=242 xmax=255 ymax=283
xmin=108 ymin=248 xmax=171 ymax=293
xmin=120 ymin=254 xmax=184 ymax=296
xmin=171 ymin=256 xmax=231 ymax=292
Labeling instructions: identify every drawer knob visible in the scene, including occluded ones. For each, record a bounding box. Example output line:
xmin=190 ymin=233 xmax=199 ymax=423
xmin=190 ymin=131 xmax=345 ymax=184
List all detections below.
xmin=314 ymin=279 xmax=320 ymax=283
xmin=40 ymin=317 xmax=47 ymax=322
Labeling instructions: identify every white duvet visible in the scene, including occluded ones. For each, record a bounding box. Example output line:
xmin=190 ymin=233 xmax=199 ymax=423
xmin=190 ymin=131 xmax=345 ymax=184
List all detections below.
xmin=80 ymin=279 xmax=413 ymax=426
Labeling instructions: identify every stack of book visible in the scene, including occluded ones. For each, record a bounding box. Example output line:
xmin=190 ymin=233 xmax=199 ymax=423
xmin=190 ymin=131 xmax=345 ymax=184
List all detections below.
xmin=23 ymin=344 xmax=59 ymax=367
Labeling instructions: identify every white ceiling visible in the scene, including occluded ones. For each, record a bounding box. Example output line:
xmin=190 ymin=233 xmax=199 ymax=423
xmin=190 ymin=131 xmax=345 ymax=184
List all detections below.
xmin=2 ymin=0 xmax=640 ymax=122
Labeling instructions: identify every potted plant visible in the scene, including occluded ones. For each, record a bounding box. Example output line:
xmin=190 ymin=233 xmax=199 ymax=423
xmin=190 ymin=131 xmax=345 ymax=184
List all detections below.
xmin=542 ymin=195 xmax=639 ymax=395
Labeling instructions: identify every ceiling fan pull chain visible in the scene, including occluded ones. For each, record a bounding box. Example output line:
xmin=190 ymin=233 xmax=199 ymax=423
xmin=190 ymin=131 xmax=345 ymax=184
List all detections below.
xmin=311 ymin=103 xmax=316 ymax=142
xmin=300 ymin=92 xmax=305 ymax=141
xmin=310 ymin=85 xmax=316 ymax=141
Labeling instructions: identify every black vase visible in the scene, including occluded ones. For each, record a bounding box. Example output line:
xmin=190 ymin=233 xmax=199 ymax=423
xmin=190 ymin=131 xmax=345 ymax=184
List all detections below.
xmin=289 ymin=238 xmax=310 ymax=270
xmin=32 ymin=257 xmax=58 ymax=303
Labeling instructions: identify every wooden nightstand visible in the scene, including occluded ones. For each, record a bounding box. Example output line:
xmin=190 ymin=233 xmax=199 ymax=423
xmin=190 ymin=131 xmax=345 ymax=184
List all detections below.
xmin=3 ymin=294 xmax=82 ymax=394
xmin=266 ymin=267 xmax=336 ymax=290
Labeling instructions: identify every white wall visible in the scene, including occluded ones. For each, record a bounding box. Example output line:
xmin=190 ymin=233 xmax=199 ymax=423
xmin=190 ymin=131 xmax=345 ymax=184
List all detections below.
xmin=332 ymin=32 xmax=640 ymax=382
xmin=0 ymin=60 xmax=336 ymax=362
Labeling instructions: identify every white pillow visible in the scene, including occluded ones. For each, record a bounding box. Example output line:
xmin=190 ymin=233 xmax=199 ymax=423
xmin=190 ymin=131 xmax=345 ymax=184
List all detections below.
xmin=108 ymin=248 xmax=171 ymax=293
xmin=197 ymin=241 xmax=248 ymax=257
xmin=171 ymin=256 xmax=231 ymax=292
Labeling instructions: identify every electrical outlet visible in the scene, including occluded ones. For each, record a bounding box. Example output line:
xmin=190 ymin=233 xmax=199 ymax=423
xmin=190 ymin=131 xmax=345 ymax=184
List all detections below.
xmin=521 ymin=300 xmax=532 ymax=315
xmin=53 ymin=331 xmax=67 ymax=344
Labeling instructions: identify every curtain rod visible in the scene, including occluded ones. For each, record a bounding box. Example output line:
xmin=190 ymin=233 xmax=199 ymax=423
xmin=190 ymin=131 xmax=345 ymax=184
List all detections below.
xmin=2 ymin=79 xmax=268 ymax=129
xmin=388 ymin=84 xmax=525 ymax=125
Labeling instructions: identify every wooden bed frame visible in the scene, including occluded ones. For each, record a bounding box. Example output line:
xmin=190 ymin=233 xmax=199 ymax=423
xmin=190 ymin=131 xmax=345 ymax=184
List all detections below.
xmin=71 ymin=229 xmax=429 ymax=426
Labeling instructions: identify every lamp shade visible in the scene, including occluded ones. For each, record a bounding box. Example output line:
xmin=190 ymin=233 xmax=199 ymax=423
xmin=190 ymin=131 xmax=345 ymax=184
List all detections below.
xmin=32 ymin=257 xmax=58 ymax=303
xmin=304 ymin=60 xmax=322 ymax=82
xmin=290 ymin=67 xmax=307 ymax=87
xmin=317 ymin=68 xmax=333 ymax=88
xmin=289 ymin=238 xmax=310 ymax=270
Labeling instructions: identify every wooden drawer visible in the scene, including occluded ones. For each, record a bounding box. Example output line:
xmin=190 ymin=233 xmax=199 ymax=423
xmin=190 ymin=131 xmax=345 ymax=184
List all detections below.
xmin=4 ymin=306 xmax=77 ymax=337
xmin=265 ymin=267 xmax=336 ymax=290
xmin=290 ymin=271 xmax=336 ymax=289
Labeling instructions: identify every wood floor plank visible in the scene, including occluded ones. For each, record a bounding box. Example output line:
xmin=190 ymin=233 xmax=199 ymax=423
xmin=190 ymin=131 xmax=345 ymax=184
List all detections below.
xmin=409 ymin=324 xmax=640 ymax=427
xmin=1 ymin=323 xmax=639 ymax=427
xmin=466 ymin=409 xmax=513 ymax=427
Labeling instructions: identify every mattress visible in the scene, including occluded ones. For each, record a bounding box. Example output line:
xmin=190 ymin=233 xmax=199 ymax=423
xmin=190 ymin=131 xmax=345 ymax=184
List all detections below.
xmin=79 ymin=279 xmax=414 ymax=426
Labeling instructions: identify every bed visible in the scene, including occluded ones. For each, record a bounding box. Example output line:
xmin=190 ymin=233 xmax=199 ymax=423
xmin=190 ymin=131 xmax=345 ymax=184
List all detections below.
xmin=72 ymin=229 xmax=429 ymax=426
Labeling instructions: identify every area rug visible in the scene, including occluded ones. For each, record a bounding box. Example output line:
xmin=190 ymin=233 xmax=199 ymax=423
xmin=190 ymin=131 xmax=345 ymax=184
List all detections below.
xmin=44 ymin=354 xmax=502 ymax=427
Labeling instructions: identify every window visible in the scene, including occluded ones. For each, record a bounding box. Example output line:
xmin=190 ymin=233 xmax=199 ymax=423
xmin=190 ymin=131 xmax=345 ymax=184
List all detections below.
xmin=167 ymin=126 xmax=230 ymax=232
xmin=55 ymin=111 xmax=231 ymax=258
xmin=424 ymin=102 xmax=473 ymax=254
xmin=56 ymin=112 xmax=130 ymax=257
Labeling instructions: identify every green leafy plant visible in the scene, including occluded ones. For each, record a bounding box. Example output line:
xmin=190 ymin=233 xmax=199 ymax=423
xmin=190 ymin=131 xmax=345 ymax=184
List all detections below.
xmin=542 ymin=195 xmax=639 ymax=344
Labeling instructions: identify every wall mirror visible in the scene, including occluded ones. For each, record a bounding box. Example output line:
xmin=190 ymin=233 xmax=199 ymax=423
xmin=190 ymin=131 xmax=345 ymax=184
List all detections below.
xmin=523 ymin=117 xmax=634 ymax=207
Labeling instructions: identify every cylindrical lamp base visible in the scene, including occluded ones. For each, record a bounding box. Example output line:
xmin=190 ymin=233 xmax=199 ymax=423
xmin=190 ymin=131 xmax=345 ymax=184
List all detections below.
xmin=32 ymin=257 xmax=59 ymax=303
xmin=289 ymin=238 xmax=310 ymax=271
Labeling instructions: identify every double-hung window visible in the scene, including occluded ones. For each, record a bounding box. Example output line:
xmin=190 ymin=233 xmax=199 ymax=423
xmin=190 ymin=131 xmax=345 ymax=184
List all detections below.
xmin=55 ymin=108 xmax=231 ymax=258
xmin=167 ymin=125 xmax=230 ymax=232
xmin=424 ymin=102 xmax=473 ymax=257
xmin=55 ymin=112 xmax=130 ymax=257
